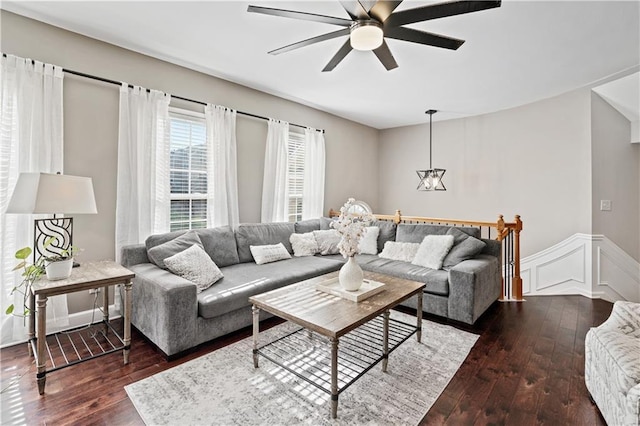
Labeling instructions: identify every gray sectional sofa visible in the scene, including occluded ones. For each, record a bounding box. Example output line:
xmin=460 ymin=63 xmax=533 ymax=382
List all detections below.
xmin=121 ymin=218 xmax=501 ymax=357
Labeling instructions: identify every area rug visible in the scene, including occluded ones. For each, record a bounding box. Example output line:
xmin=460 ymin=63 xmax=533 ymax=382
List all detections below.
xmin=125 ymin=312 xmax=478 ymax=425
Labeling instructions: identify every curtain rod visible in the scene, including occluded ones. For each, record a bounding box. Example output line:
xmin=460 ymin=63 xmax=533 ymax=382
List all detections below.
xmin=2 ymin=53 xmax=324 ymax=133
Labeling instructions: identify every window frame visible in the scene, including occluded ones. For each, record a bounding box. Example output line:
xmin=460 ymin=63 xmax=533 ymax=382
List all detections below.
xmin=168 ymin=107 xmax=208 ymax=232
xmin=287 ymin=131 xmax=305 ymax=223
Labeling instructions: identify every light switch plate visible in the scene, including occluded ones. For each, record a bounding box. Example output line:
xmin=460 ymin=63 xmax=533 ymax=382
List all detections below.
xmin=600 ymin=200 xmax=612 ymax=211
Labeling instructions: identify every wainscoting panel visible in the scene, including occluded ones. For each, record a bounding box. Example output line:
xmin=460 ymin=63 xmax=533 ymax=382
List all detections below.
xmin=521 ymin=233 xmax=639 ymax=302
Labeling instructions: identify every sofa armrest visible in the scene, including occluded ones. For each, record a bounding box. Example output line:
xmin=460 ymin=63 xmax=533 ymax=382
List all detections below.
xmin=120 ymin=244 xmax=149 ymax=267
xmin=447 ymin=254 xmax=501 ymax=324
xmin=129 ymin=263 xmax=198 ymax=357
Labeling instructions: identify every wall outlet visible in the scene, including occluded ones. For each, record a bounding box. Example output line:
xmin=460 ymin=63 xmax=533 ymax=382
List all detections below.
xmin=600 ymin=200 xmax=612 ymax=211
xmin=89 ymin=288 xmax=101 ymax=294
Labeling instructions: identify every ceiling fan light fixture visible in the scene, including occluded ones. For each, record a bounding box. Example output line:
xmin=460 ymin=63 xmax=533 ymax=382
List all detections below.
xmin=350 ymin=21 xmax=383 ymax=51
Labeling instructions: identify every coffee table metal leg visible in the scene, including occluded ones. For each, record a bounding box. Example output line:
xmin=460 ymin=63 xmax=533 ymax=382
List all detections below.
xmin=382 ymin=310 xmax=390 ymax=372
xmin=252 ymin=305 xmax=260 ymax=368
xmin=416 ymin=292 xmax=423 ymax=343
xmin=36 ymin=295 xmax=47 ymax=395
xmin=331 ymin=336 xmax=338 ymax=419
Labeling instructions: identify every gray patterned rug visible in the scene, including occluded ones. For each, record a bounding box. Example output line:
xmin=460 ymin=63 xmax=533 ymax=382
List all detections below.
xmin=125 ymin=312 xmax=478 ymax=425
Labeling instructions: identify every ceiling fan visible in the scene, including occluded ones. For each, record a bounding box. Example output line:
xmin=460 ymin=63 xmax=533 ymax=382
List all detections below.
xmin=247 ymin=0 xmax=501 ymax=72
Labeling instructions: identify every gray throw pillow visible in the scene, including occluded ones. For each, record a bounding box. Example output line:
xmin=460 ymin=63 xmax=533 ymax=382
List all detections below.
xmin=147 ymin=230 xmax=204 ymax=269
xmin=442 ymin=227 xmax=486 ymax=269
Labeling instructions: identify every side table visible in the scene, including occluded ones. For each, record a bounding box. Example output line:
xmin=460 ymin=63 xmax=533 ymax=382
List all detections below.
xmin=27 ymin=260 xmax=135 ymax=394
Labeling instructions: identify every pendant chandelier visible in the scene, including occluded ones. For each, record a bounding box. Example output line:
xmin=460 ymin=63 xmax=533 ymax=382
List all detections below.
xmin=416 ymin=109 xmax=446 ymax=191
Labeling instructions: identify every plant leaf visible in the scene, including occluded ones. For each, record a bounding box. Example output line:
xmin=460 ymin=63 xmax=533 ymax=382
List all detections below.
xmin=15 ymin=247 xmax=32 ymax=260
xmin=5 ymin=304 xmax=14 ymax=315
xmin=12 ymin=261 xmax=26 ymax=271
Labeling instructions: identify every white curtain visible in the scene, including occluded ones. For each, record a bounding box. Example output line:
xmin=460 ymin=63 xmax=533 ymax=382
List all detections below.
xmin=205 ymin=104 xmax=239 ymax=229
xmin=302 ymin=128 xmax=326 ymax=219
xmin=261 ymin=119 xmax=290 ymax=223
xmin=115 ymin=84 xmax=171 ymax=260
xmin=0 ymin=54 xmax=67 ymax=345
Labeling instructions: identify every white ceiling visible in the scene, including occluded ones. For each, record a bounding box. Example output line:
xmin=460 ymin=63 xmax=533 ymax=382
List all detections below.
xmin=2 ymin=1 xmax=639 ymax=129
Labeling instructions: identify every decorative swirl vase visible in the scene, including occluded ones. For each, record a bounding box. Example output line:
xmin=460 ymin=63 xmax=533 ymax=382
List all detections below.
xmin=339 ymin=256 xmax=363 ymax=291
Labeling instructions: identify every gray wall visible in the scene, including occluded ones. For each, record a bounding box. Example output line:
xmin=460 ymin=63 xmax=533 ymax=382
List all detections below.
xmin=591 ymin=92 xmax=640 ymax=259
xmin=379 ymin=88 xmax=594 ymax=258
xmin=1 ymin=11 xmax=379 ymax=312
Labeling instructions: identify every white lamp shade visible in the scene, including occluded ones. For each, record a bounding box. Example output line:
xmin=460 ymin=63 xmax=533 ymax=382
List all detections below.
xmin=5 ymin=172 xmax=98 ymax=214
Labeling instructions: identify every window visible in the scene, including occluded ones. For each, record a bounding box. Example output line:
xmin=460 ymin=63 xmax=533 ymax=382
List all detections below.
xmin=287 ymin=132 xmax=305 ymax=222
xmin=169 ymin=109 xmax=207 ymax=231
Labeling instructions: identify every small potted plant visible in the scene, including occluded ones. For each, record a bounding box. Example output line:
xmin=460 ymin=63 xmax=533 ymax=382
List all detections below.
xmin=44 ymin=246 xmax=79 ymax=281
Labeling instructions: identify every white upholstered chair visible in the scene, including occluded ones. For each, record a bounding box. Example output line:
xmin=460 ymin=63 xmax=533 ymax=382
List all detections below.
xmin=585 ymin=301 xmax=640 ymax=426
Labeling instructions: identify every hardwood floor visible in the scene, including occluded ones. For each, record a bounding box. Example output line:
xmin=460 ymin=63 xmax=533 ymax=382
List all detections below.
xmin=0 ymin=295 xmax=611 ymax=425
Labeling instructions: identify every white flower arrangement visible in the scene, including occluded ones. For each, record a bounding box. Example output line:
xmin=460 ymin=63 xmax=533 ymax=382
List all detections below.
xmin=331 ymin=198 xmax=375 ymax=258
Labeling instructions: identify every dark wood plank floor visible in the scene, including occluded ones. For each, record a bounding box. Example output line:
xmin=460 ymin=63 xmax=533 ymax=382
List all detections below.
xmin=0 ymin=295 xmax=611 ymax=425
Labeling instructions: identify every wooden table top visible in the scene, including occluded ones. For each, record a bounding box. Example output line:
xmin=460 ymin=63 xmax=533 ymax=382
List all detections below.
xmin=31 ymin=260 xmax=135 ymax=297
xmin=249 ymin=270 xmax=424 ymax=338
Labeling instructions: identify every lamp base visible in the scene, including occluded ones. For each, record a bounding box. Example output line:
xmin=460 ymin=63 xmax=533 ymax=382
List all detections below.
xmin=33 ymin=217 xmax=73 ymax=261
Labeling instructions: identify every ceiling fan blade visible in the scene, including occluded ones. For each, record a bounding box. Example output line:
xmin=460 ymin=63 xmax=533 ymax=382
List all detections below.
xmin=268 ymin=28 xmax=350 ymax=55
xmin=385 ymin=26 xmax=464 ymax=50
xmin=385 ymin=0 xmax=501 ymax=27
xmin=368 ymin=1 xmax=403 ymax=23
xmin=248 ymin=5 xmax=352 ymax=27
xmin=373 ymin=41 xmax=398 ymax=70
xmin=322 ymin=40 xmax=354 ymax=72
xmin=339 ymin=1 xmax=371 ymax=20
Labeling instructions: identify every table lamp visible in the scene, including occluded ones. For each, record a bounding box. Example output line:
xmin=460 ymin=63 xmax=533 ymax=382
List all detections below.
xmin=5 ymin=172 xmax=98 ymax=262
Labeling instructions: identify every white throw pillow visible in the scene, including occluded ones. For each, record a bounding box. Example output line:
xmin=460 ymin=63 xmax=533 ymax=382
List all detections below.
xmin=411 ymin=235 xmax=455 ymax=270
xmin=379 ymin=241 xmax=421 ymax=263
xmin=312 ymin=230 xmax=341 ymax=255
xmin=164 ymin=244 xmax=224 ymax=293
xmin=358 ymin=226 xmax=380 ymax=255
xmin=290 ymin=232 xmax=318 ymax=257
xmin=250 ymin=243 xmax=292 ymax=265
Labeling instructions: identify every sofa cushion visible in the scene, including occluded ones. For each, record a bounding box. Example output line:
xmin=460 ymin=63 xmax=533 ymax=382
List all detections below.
xmin=373 ymin=220 xmax=397 ymax=253
xmin=412 ymin=235 xmax=455 ymax=270
xmin=379 ymin=241 xmax=420 ymax=263
xmin=360 ymin=257 xmax=449 ymax=296
xmin=147 ymin=230 xmax=204 ymax=269
xmin=145 ymin=226 xmax=239 ymax=268
xmin=250 ymin=243 xmax=292 ymax=265
xmin=164 ymin=244 xmax=223 ymax=293
xmin=235 ymin=223 xmax=295 ymax=263
xmin=358 ymin=226 xmax=379 ymax=255
xmin=396 ymin=224 xmax=480 ymax=243
xmin=320 ymin=217 xmax=335 ymax=230
xmin=290 ymin=232 xmax=319 ymax=257
xmin=294 ymin=218 xmax=320 ymax=234
xmin=442 ymin=228 xmax=487 ymax=269
xmin=197 ymin=256 xmax=344 ymax=319
xmin=313 ymin=229 xmax=341 ymax=255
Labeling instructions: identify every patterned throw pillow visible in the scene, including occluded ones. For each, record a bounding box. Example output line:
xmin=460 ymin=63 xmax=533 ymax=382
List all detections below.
xmin=412 ymin=235 xmax=455 ymax=270
xmin=290 ymin=232 xmax=319 ymax=257
xmin=378 ymin=241 xmax=421 ymax=263
xmin=164 ymin=244 xmax=223 ymax=293
xmin=250 ymin=243 xmax=292 ymax=265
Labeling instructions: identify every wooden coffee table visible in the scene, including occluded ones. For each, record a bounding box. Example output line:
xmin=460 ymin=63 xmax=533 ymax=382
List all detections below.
xmin=249 ymin=270 xmax=425 ymax=419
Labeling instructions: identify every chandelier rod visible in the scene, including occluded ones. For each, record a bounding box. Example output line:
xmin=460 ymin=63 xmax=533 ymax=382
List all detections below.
xmin=426 ymin=109 xmax=437 ymax=169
